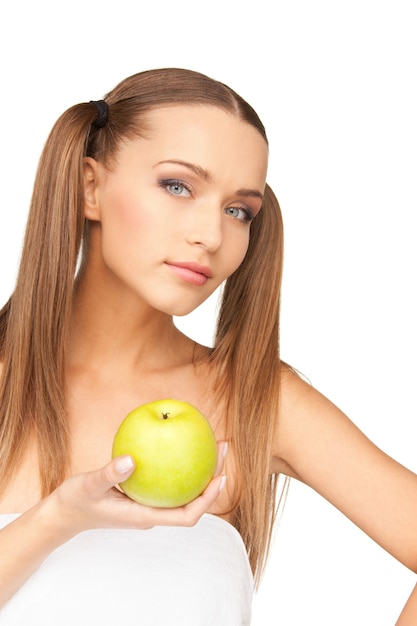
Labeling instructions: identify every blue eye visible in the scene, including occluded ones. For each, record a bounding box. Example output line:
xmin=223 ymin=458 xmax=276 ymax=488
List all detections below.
xmin=160 ymin=179 xmax=191 ymax=197
xmin=225 ymin=206 xmax=254 ymax=223
xmin=168 ymin=182 xmax=185 ymax=195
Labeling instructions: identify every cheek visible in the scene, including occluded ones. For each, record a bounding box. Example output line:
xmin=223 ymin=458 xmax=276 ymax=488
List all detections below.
xmin=100 ymin=188 xmax=162 ymax=254
xmin=97 ymin=192 xmax=154 ymax=273
xmin=104 ymin=190 xmax=145 ymax=231
xmin=223 ymin=228 xmax=251 ymax=275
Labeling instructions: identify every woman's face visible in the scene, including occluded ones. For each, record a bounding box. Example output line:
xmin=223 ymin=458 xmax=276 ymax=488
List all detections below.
xmin=84 ymin=104 xmax=268 ymax=316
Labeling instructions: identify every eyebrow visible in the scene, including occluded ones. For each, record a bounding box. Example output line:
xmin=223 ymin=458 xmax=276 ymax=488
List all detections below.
xmin=154 ymin=159 xmax=211 ymax=181
xmin=154 ymin=159 xmax=264 ymax=201
xmin=236 ymin=188 xmax=264 ymax=201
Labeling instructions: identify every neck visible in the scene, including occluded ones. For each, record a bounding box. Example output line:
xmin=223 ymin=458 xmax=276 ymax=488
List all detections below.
xmin=67 ymin=266 xmax=194 ymax=380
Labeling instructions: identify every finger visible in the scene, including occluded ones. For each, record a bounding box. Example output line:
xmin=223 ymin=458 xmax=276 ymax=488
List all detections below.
xmin=214 ymin=440 xmax=228 ymax=476
xmin=180 ymin=473 xmax=227 ymax=525
xmin=84 ymin=456 xmax=136 ymax=497
xmin=141 ymin=473 xmax=227 ymax=528
xmin=196 ymin=473 xmax=227 ymax=509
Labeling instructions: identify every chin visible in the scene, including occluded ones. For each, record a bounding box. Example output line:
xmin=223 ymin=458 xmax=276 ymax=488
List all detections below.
xmin=167 ymin=304 xmax=200 ymax=317
xmin=154 ymin=291 xmax=215 ymax=318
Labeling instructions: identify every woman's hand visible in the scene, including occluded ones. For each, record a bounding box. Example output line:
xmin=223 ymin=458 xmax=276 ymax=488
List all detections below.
xmin=49 ymin=440 xmax=228 ymax=537
xmin=0 ymin=441 xmax=227 ymax=608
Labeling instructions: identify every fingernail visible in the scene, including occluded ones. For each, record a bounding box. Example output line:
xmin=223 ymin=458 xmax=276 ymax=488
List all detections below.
xmin=115 ymin=456 xmax=135 ymax=474
xmin=222 ymin=442 xmax=229 ymax=459
xmin=219 ymin=475 xmax=227 ymax=493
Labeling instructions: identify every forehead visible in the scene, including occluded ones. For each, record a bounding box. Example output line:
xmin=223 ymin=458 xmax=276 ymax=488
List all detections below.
xmin=131 ymin=104 xmax=269 ymax=188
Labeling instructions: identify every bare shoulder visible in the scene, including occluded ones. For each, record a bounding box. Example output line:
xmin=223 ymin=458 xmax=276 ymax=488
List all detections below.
xmin=271 ymin=365 xmax=338 ymax=475
xmin=273 ymin=363 xmax=417 ymax=570
xmin=273 ymin=363 xmax=389 ymax=484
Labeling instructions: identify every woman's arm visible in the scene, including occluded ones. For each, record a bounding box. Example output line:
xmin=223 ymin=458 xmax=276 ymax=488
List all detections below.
xmin=273 ymin=368 xmax=417 ymax=573
xmin=0 ymin=447 xmax=226 ymax=607
xmin=396 ymin=583 xmax=417 ymax=625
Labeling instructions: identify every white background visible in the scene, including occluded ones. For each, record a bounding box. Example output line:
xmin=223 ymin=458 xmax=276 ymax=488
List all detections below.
xmin=1 ymin=1 xmax=416 ymax=623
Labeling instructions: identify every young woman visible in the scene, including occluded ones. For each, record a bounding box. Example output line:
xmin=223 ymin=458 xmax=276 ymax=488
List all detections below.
xmin=0 ymin=68 xmax=416 ymax=624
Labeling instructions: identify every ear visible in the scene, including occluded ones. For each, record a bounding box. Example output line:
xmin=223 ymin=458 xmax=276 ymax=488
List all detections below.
xmin=83 ymin=157 xmax=103 ymax=221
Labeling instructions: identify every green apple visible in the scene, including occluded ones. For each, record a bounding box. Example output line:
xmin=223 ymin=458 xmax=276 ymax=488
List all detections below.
xmin=112 ymin=399 xmax=218 ymax=507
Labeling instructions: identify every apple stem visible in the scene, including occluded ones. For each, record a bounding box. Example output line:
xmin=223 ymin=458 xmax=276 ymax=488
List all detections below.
xmin=162 ymin=412 xmax=170 ymax=420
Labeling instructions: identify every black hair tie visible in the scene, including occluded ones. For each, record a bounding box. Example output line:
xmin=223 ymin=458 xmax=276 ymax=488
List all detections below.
xmin=90 ymin=100 xmax=109 ymax=128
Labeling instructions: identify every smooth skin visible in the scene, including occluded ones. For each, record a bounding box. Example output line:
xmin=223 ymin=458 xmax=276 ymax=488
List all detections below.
xmin=0 ymin=105 xmax=416 ymax=622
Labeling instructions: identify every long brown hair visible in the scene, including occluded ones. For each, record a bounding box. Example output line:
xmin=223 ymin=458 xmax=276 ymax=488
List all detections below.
xmin=0 ymin=68 xmax=287 ymax=583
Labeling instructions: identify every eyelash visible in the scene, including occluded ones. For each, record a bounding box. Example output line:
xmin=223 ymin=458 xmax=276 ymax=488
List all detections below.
xmin=159 ymin=179 xmax=192 ymax=197
xmin=225 ymin=206 xmax=254 ymax=223
xmin=158 ymin=178 xmax=255 ymax=224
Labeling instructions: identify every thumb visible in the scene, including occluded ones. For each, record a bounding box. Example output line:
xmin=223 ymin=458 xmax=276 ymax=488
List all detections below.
xmin=113 ymin=455 xmax=136 ymax=477
xmin=87 ymin=456 xmax=136 ymax=496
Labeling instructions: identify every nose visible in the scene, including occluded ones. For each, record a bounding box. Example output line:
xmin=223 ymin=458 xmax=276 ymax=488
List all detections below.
xmin=185 ymin=204 xmax=223 ymax=252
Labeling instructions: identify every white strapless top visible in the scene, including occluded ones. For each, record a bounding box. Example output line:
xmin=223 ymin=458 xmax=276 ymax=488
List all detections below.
xmin=0 ymin=513 xmax=253 ymax=625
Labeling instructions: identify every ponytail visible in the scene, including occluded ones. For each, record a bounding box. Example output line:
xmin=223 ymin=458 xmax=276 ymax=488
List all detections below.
xmin=0 ymin=102 xmax=103 ymax=494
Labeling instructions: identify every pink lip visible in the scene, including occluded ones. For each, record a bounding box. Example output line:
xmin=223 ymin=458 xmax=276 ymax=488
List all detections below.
xmin=166 ymin=261 xmax=213 ymax=286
